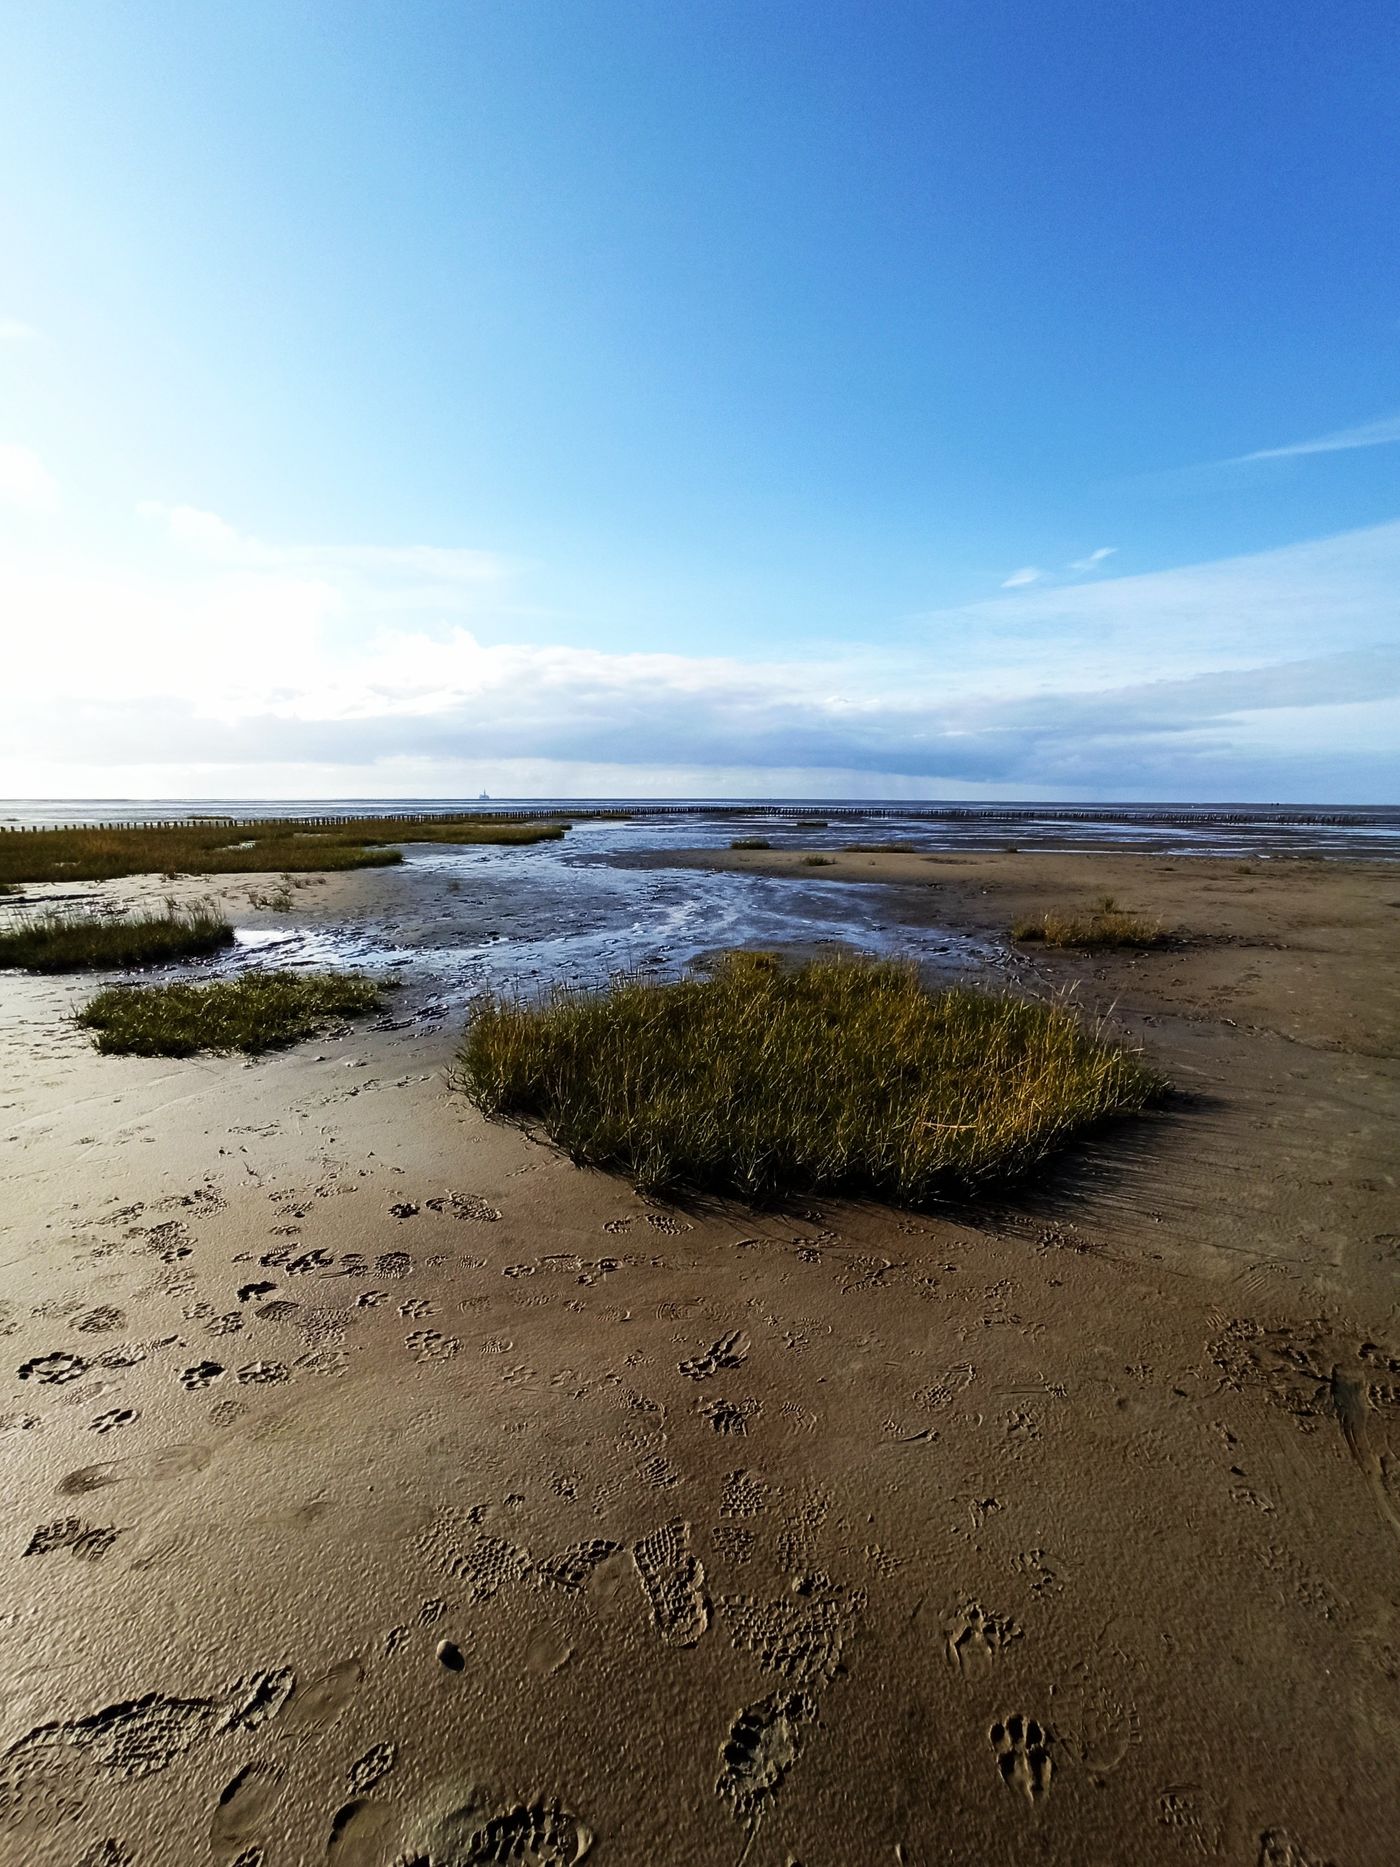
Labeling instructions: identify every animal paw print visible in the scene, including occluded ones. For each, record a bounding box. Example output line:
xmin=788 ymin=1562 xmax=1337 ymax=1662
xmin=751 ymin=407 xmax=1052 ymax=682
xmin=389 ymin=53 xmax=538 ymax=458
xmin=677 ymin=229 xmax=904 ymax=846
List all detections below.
xmin=286 ymin=1249 xmax=332 ymax=1275
xmin=357 ymin=1289 xmax=388 ymax=1308
xmin=389 ymin=1201 xmax=419 ymax=1219
xmin=945 ymin=1602 xmax=1021 ymax=1673
xmin=237 ymin=1360 xmax=290 ymax=1385
xmin=91 ymin=1407 xmax=139 ymax=1433
xmin=990 ymin=1714 xmax=1052 ymax=1800
xmin=407 ymin=1330 xmax=460 ymax=1362
xmin=19 ymin=1351 xmax=88 ymax=1385
xmin=206 ymin=1312 xmax=244 ymax=1337
xmin=179 ymin=1360 xmax=225 ymax=1391
xmin=398 ymin=1296 xmax=434 ymax=1318
xmin=680 ymin=1332 xmax=750 ymax=1381
xmin=237 ymin=1281 xmax=276 ymax=1303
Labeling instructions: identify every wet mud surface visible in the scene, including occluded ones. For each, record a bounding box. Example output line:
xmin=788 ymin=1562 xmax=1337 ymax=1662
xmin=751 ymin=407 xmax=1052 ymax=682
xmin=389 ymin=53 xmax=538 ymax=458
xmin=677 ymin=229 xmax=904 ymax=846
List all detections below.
xmin=1 ymin=840 xmax=1398 ymax=1864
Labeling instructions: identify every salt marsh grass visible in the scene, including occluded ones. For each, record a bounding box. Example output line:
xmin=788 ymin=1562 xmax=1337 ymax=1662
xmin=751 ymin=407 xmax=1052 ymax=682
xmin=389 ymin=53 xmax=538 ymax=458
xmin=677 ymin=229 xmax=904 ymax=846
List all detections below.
xmin=459 ymin=951 xmax=1161 ymax=1203
xmin=0 ymin=815 xmax=567 ymax=885
xmin=77 ymin=968 xmax=380 ymax=1056
xmin=0 ymin=904 xmax=232 ymax=972
xmin=1013 ymin=895 xmax=1167 ymax=949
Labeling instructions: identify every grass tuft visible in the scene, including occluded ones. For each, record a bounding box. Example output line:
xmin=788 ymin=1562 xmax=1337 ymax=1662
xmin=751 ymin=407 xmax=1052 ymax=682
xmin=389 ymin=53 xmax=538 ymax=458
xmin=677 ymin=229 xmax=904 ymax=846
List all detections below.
xmin=730 ymin=837 xmax=772 ymax=850
xmin=1012 ymin=896 xmax=1167 ymax=949
xmin=0 ymin=815 xmax=567 ymax=886
xmin=458 ymin=951 xmax=1162 ymax=1204
xmin=800 ymin=854 xmax=836 ymax=866
xmin=0 ymin=904 xmax=232 ymax=973
xmin=76 ymin=968 xmax=380 ymax=1056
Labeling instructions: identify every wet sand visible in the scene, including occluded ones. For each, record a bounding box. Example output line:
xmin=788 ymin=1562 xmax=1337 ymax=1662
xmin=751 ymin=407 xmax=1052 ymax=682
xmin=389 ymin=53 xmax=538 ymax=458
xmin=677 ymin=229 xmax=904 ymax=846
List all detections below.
xmin=1 ymin=849 xmax=1397 ymax=1866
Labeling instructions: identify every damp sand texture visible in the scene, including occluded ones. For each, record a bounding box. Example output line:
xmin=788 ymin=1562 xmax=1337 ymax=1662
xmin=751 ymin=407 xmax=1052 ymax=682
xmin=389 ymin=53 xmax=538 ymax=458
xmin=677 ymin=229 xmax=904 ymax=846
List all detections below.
xmin=459 ymin=951 xmax=1162 ymax=1202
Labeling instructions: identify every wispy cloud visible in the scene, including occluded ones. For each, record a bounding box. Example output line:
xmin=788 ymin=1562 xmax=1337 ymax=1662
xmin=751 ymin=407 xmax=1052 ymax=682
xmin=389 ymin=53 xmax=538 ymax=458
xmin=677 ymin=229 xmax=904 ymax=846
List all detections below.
xmin=1001 ymin=566 xmax=1043 ymax=588
xmin=0 ymin=442 xmax=59 ymax=513
xmin=1220 ymin=414 xmax=1400 ymax=468
xmin=1067 ymin=546 xmax=1115 ymax=572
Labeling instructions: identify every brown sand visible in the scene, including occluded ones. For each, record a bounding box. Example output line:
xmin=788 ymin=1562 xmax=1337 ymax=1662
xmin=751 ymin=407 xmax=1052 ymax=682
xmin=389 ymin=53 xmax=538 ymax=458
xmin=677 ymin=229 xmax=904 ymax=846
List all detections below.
xmin=1 ymin=851 xmax=1397 ymax=1866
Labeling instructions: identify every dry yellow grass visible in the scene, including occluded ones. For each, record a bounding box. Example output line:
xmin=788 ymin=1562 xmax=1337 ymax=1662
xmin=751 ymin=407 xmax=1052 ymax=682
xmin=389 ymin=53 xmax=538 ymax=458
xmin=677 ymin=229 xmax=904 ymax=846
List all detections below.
xmin=459 ymin=951 xmax=1161 ymax=1203
xmin=1012 ymin=895 xmax=1167 ymax=949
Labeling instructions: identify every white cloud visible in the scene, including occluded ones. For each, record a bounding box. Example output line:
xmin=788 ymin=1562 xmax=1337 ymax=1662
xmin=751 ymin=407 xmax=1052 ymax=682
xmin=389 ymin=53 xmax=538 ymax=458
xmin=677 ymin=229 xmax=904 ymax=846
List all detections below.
xmin=2 ymin=501 xmax=1398 ymax=800
xmin=1067 ymin=546 xmax=1116 ymax=572
xmin=1220 ymin=413 xmax=1400 ymax=467
xmin=1000 ymin=566 xmax=1043 ymax=588
xmin=0 ymin=317 xmax=40 ymax=344
xmin=0 ymin=442 xmax=59 ymax=513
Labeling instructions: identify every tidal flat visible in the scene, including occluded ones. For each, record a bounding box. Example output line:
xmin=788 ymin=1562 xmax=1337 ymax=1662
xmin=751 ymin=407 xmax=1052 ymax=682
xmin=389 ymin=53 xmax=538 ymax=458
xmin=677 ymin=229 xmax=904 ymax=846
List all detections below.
xmin=0 ymin=812 xmax=1396 ymax=1866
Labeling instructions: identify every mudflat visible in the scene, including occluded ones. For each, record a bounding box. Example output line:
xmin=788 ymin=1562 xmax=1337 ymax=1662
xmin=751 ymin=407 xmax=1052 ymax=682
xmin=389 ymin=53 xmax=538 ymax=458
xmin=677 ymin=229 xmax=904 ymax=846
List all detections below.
xmin=2 ymin=849 xmax=1396 ymax=1866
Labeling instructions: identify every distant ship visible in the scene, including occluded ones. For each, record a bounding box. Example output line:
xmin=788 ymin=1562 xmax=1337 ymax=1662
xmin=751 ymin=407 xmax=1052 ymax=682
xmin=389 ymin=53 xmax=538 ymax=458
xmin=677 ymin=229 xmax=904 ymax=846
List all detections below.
xmin=477 ymin=790 xmax=490 ymax=801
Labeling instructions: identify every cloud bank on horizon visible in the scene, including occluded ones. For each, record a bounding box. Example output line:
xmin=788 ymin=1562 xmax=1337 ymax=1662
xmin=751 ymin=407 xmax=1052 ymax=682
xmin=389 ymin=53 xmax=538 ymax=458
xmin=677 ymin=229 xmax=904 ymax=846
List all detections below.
xmin=2 ymin=464 xmax=1397 ymax=803
xmin=3 ymin=3 xmax=1397 ymax=803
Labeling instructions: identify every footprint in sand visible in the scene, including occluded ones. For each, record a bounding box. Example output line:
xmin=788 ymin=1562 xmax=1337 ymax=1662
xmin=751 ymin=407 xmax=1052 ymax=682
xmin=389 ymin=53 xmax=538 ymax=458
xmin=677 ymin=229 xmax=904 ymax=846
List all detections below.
xmin=990 ymin=1714 xmax=1052 ymax=1800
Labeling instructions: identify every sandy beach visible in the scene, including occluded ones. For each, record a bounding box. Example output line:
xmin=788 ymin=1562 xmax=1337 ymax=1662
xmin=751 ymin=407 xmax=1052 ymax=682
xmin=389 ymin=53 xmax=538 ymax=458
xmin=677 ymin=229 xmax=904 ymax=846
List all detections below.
xmin=2 ymin=845 xmax=1397 ymax=1866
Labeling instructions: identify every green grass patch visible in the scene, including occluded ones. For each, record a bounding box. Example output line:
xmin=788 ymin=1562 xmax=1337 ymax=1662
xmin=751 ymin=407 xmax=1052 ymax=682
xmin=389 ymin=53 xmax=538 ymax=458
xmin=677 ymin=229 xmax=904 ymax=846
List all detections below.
xmin=76 ymin=968 xmax=380 ymax=1056
xmin=0 ymin=905 xmax=233 ymax=973
xmin=1012 ymin=895 xmax=1168 ymax=950
xmin=458 ymin=951 xmax=1162 ymax=1204
xmin=800 ymin=854 xmax=836 ymax=866
xmin=0 ymin=815 xmax=568 ymax=886
xmin=730 ymin=837 xmax=772 ymax=850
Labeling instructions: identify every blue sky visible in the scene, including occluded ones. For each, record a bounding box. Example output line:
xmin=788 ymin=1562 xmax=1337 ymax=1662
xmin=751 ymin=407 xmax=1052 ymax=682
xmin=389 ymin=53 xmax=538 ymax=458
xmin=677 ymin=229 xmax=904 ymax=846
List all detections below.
xmin=2 ymin=0 xmax=1398 ymax=799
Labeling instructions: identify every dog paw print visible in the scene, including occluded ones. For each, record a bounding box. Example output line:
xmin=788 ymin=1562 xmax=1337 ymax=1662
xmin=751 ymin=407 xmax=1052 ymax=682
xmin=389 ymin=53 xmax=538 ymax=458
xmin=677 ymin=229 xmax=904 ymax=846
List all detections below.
xmin=407 ymin=1330 xmax=459 ymax=1363
xmin=90 ymin=1407 xmax=139 ymax=1433
xmin=286 ymin=1249 xmax=332 ymax=1275
xmin=206 ymin=1312 xmax=245 ymax=1337
xmin=990 ymin=1715 xmax=1052 ymax=1800
xmin=180 ymin=1361 xmax=225 ymax=1391
xmin=19 ymin=1352 xmax=88 ymax=1385
xmin=237 ymin=1360 xmax=290 ymax=1385
xmin=397 ymin=1296 xmax=434 ymax=1319
xmin=389 ymin=1202 xmax=419 ymax=1220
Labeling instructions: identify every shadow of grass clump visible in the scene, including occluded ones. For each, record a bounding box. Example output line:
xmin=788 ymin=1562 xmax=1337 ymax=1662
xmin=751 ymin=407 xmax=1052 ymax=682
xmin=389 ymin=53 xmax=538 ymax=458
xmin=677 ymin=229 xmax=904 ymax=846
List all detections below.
xmin=458 ymin=951 xmax=1163 ymax=1204
xmin=0 ymin=816 xmax=568 ymax=885
xmin=0 ymin=905 xmax=233 ymax=972
xmin=77 ymin=968 xmax=380 ymax=1056
xmin=1013 ymin=895 xmax=1168 ymax=950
